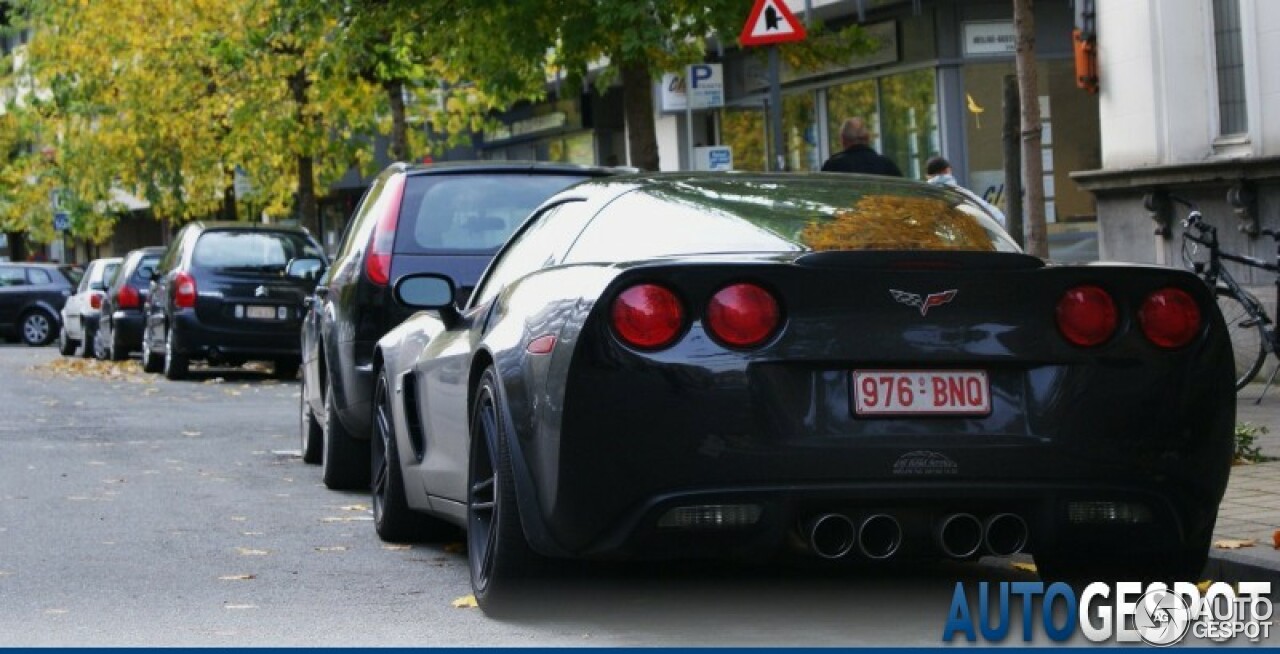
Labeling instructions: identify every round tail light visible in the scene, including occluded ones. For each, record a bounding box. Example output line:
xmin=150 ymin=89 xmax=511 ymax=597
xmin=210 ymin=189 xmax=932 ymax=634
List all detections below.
xmin=706 ymin=283 xmax=781 ymax=348
xmin=611 ymin=283 xmax=684 ymax=350
xmin=1139 ymin=287 xmax=1201 ymax=349
xmin=1056 ymin=285 xmax=1117 ymax=347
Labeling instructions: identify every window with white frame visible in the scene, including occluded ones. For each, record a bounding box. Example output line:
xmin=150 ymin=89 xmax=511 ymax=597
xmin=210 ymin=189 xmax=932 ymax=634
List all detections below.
xmin=1212 ymin=0 xmax=1248 ymax=137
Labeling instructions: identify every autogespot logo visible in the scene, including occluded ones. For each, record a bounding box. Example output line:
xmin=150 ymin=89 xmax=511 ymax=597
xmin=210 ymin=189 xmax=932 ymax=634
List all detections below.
xmin=942 ymin=581 xmax=1273 ymax=645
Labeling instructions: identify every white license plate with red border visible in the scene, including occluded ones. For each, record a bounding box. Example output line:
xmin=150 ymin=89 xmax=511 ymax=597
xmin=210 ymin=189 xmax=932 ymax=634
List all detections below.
xmin=852 ymin=370 xmax=991 ymax=416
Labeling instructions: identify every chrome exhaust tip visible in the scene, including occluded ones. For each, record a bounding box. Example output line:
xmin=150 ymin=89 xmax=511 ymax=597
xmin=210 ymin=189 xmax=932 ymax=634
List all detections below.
xmin=984 ymin=513 xmax=1029 ymax=556
xmin=806 ymin=513 xmax=857 ymax=560
xmin=857 ymin=513 xmax=903 ymax=560
xmin=936 ymin=513 xmax=984 ymax=559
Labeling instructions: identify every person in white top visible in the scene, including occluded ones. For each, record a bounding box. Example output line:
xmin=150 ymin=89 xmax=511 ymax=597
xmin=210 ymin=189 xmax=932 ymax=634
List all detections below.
xmin=925 ymin=156 xmax=1008 ymax=231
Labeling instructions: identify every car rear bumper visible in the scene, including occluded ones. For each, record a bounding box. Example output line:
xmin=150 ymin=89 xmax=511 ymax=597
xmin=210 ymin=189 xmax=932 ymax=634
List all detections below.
xmin=110 ymin=311 xmax=145 ymax=351
xmin=172 ymin=310 xmax=300 ymax=360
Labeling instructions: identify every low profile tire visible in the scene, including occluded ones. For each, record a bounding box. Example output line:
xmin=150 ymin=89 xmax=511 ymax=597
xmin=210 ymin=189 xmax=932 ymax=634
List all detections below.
xmin=299 ymin=373 xmax=323 ymax=465
xmin=273 ymin=359 xmax=300 ymax=381
xmin=372 ymin=372 xmax=454 ymax=543
xmin=57 ymin=326 xmax=76 ymax=356
xmin=321 ymin=383 xmax=370 ymax=490
xmin=21 ymin=310 xmax=55 ymax=347
xmin=141 ymin=331 xmax=163 ymax=373
xmin=77 ymin=325 xmax=96 ymax=359
xmin=163 ymin=328 xmax=189 ymax=380
xmin=468 ymin=367 xmax=537 ymax=615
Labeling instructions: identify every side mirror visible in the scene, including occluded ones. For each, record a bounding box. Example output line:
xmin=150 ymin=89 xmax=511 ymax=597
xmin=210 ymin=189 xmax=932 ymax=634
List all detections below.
xmin=286 ymin=257 xmax=326 ymax=281
xmin=393 ymin=273 xmax=456 ymax=309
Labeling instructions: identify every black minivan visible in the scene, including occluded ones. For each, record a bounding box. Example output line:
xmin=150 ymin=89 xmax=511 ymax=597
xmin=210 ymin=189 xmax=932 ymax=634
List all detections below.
xmin=141 ymin=222 xmax=326 ymax=380
xmin=301 ymin=162 xmax=618 ymax=489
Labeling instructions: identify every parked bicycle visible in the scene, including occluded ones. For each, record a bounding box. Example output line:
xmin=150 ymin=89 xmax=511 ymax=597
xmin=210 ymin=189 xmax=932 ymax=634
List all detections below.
xmin=1178 ymin=197 xmax=1280 ymax=398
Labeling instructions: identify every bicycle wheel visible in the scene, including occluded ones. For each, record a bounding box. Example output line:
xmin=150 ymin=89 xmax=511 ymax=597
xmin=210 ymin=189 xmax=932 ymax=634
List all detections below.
xmin=1214 ymin=287 xmax=1268 ymax=390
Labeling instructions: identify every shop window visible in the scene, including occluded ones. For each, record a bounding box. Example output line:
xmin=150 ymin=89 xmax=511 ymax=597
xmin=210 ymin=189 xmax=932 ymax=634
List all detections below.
xmin=720 ymin=109 xmax=767 ymax=172
xmin=826 ymin=79 xmax=878 ymax=159
xmin=878 ymin=69 xmax=939 ymax=180
xmin=783 ymin=93 xmax=820 ymax=172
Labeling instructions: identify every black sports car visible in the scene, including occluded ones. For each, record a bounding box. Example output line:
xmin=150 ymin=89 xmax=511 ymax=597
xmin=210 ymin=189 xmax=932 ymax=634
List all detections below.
xmin=371 ymin=173 xmax=1234 ymax=612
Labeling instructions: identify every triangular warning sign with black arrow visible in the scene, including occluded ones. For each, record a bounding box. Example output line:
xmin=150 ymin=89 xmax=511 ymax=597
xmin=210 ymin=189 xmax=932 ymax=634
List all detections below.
xmin=739 ymin=0 xmax=807 ymax=47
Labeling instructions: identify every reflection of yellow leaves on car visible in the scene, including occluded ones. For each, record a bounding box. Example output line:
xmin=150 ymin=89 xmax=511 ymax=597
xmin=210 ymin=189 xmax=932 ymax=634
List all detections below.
xmin=800 ymin=195 xmax=995 ymax=252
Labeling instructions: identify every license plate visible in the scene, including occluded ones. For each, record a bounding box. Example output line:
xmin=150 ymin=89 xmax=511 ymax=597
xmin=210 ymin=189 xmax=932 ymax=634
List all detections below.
xmin=245 ymin=305 xmax=277 ymax=320
xmin=852 ymin=370 xmax=991 ymax=416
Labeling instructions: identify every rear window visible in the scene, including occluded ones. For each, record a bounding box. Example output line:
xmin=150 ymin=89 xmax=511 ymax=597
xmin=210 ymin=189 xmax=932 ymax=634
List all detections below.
xmin=58 ymin=265 xmax=83 ymax=286
xmin=28 ymin=268 xmax=52 ymax=285
xmin=132 ymin=255 xmax=161 ymax=284
xmin=394 ymin=173 xmax=589 ymax=254
xmin=564 ymin=176 xmax=1018 ymax=264
xmin=101 ymin=262 xmax=121 ymax=287
xmin=192 ymin=231 xmax=323 ymax=272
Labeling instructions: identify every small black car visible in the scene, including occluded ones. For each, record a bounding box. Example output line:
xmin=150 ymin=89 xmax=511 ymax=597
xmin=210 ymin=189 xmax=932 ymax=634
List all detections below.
xmin=300 ymin=162 xmax=618 ymax=489
xmin=0 ymin=263 xmax=79 ymax=346
xmin=141 ymin=222 xmax=326 ymax=380
xmin=95 ymin=246 xmax=165 ymax=361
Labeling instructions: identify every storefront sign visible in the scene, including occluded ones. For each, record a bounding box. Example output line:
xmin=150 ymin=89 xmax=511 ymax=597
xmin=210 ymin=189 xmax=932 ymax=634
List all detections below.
xmin=483 ymin=110 xmax=570 ymax=143
xmin=962 ymin=21 xmax=1017 ymax=56
xmin=660 ymin=64 xmax=724 ymax=112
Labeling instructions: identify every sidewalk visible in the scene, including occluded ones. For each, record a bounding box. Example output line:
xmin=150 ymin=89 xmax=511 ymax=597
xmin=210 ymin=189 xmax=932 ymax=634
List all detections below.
xmin=1205 ymin=384 xmax=1280 ymax=585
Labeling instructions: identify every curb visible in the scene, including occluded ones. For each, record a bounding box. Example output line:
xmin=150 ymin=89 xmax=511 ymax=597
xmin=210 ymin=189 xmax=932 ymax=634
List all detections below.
xmin=1206 ymin=548 xmax=1280 ymax=589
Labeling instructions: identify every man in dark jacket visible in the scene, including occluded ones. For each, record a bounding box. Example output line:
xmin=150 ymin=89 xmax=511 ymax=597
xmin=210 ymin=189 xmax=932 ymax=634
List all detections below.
xmin=821 ymin=117 xmax=903 ymax=177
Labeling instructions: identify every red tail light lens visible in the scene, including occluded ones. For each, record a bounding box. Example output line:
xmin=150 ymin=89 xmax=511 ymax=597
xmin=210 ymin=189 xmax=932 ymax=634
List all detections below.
xmin=611 ymin=284 xmax=684 ymax=350
xmin=1056 ymin=285 xmax=1117 ymax=347
xmin=706 ymin=283 xmax=782 ymax=348
xmin=89 ymin=293 xmax=103 ymax=310
xmin=364 ymin=174 xmax=407 ymax=286
xmin=174 ymin=272 xmax=197 ymax=309
xmin=1140 ymin=288 xmax=1201 ymax=349
xmin=117 ymin=285 xmax=140 ymax=309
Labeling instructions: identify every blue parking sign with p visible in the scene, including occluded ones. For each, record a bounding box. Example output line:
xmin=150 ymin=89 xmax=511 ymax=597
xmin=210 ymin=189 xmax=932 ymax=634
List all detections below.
xmin=53 ymin=211 xmax=70 ymax=232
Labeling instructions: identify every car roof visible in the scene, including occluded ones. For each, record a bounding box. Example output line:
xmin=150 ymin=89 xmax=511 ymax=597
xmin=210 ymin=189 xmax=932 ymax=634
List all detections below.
xmin=186 ymin=221 xmax=313 ymax=235
xmin=395 ymin=160 xmax=631 ymax=178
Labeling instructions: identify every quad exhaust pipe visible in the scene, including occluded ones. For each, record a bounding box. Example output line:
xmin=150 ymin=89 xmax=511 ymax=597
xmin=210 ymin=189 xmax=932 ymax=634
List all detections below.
xmin=983 ymin=513 xmax=1029 ymax=556
xmin=857 ymin=514 xmax=903 ymax=560
xmin=806 ymin=513 xmax=857 ymax=560
xmin=936 ymin=513 xmax=984 ymax=559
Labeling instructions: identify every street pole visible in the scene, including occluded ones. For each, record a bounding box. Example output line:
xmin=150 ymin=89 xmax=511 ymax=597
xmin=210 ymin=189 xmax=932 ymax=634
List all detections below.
xmin=685 ymin=66 xmax=695 ymax=171
xmin=769 ymin=45 xmax=784 ymax=171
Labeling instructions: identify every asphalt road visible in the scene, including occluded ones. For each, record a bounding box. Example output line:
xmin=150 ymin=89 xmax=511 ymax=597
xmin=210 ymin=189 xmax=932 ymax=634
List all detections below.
xmin=0 ymin=344 xmax=1045 ymax=646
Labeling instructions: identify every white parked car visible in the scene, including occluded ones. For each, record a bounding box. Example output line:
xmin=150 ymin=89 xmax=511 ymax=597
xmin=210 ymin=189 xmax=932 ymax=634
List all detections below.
xmin=58 ymin=257 xmax=122 ymax=357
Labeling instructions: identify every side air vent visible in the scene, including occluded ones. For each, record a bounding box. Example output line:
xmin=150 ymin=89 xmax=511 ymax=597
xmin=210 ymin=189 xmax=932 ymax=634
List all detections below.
xmin=400 ymin=373 xmax=426 ymax=461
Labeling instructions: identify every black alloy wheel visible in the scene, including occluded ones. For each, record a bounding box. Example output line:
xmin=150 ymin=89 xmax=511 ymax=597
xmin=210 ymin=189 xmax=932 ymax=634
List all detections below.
xmin=321 ymin=382 xmax=370 ymax=490
xmin=371 ymin=372 xmax=453 ymax=543
xmin=467 ymin=367 xmax=535 ymax=614
xmin=299 ymin=373 xmax=323 ymax=464
xmin=163 ymin=328 xmax=189 ymax=380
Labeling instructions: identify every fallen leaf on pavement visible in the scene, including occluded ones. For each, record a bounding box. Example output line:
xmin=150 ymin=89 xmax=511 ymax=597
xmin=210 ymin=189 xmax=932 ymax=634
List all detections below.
xmin=451 ymin=594 xmax=478 ymax=609
xmin=235 ymin=548 xmax=269 ymax=556
xmin=229 ymin=516 xmax=247 ymax=522
xmin=0 ymin=571 xmax=11 ymax=577
xmin=1213 ymin=539 xmax=1255 ymax=549
xmin=314 ymin=546 xmax=348 ymax=552
xmin=43 ymin=609 xmax=68 ymax=615
xmin=339 ymin=504 xmax=369 ymax=512
xmin=1011 ymin=562 xmax=1037 ymax=574
xmin=1273 ymin=530 xmax=1280 ymax=549
xmin=242 ymin=531 xmax=264 ymax=536
xmin=182 ymin=431 xmax=201 ymax=437
xmin=224 ymin=604 xmax=257 ymax=610
xmin=382 ymin=544 xmax=411 ymax=551
xmin=218 ymin=574 xmax=256 ymax=581
xmin=443 ymin=542 xmax=465 ymax=554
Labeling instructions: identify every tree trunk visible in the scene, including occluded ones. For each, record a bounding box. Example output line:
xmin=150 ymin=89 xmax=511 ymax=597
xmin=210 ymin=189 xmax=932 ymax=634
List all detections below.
xmin=5 ymin=231 xmax=25 ymax=261
xmin=1001 ymin=75 xmax=1024 ymax=248
xmin=289 ymin=68 xmax=318 ymax=234
xmin=621 ymin=61 xmax=659 ymax=171
xmin=1014 ymin=0 xmax=1048 ymax=258
xmin=222 ymin=165 xmax=238 ymax=222
xmin=385 ymin=79 xmax=409 ymax=162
